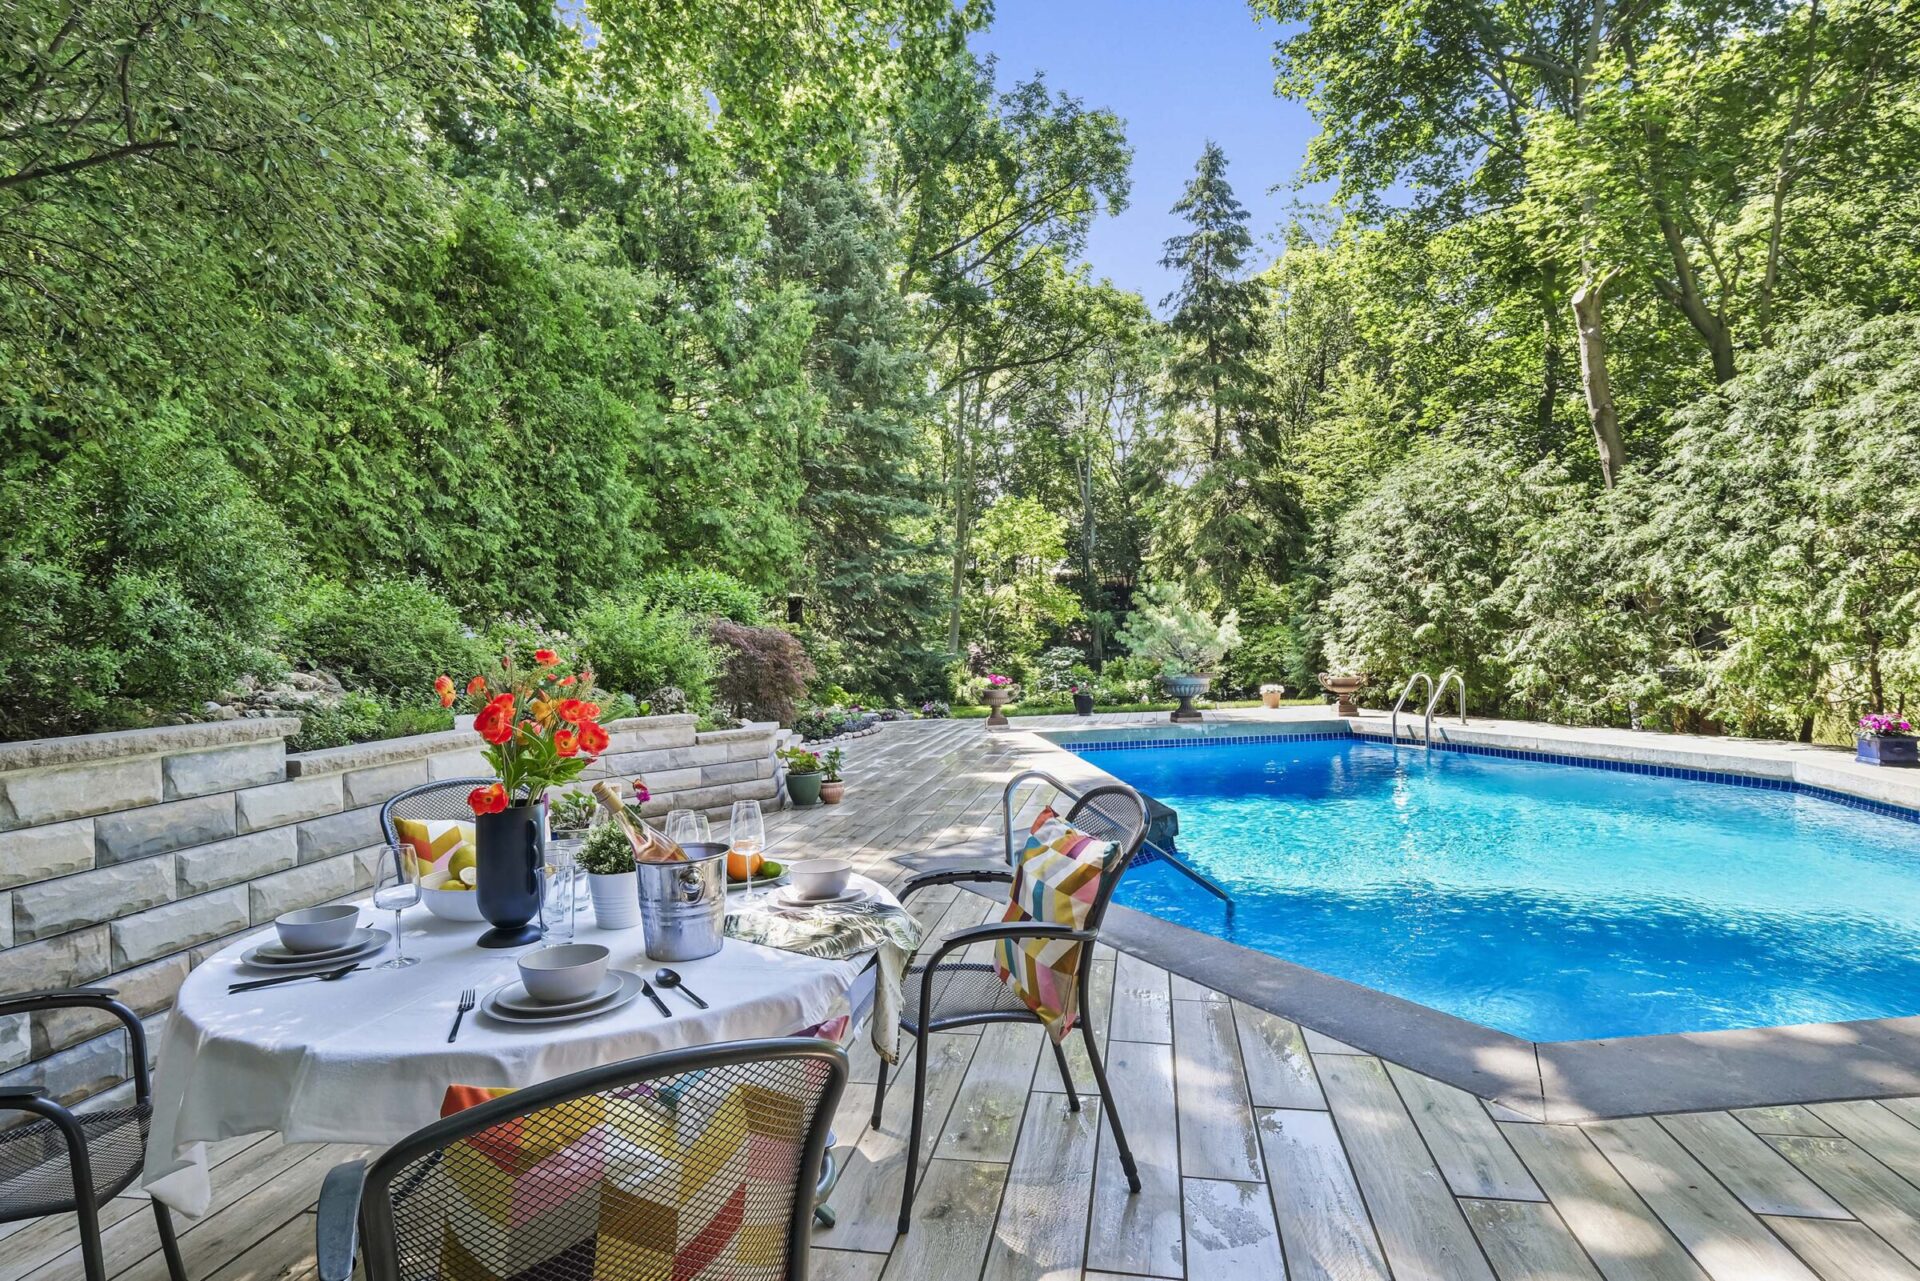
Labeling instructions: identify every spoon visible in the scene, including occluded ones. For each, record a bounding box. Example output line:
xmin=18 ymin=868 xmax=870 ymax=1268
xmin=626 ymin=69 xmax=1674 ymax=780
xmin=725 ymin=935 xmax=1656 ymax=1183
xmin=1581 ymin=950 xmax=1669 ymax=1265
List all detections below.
xmin=653 ymin=968 xmax=709 ymax=1009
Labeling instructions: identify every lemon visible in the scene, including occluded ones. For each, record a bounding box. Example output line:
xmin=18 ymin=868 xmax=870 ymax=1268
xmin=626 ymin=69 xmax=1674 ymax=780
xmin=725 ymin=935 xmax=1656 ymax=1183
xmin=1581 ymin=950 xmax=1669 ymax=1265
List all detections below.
xmin=457 ymin=865 xmax=477 ymax=888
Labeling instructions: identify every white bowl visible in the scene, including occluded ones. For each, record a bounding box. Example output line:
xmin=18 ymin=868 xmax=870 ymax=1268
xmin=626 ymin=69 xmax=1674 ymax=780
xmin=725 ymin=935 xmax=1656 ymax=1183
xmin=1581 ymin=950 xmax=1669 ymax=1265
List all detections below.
xmin=788 ymin=857 xmax=852 ymax=901
xmin=518 ymin=944 xmax=611 ymax=1004
xmin=420 ymin=883 xmax=487 ymax=922
xmin=274 ymin=905 xmax=361 ymax=954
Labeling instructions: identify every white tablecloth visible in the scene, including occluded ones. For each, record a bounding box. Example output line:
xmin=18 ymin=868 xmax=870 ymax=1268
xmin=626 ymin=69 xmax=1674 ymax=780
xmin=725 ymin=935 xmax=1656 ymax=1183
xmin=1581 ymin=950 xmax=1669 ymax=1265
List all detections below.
xmin=143 ymin=878 xmax=890 ymax=1216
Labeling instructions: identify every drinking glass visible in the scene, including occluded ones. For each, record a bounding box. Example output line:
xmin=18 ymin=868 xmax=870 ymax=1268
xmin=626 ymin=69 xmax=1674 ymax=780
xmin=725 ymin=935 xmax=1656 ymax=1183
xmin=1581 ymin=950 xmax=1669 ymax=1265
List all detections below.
xmin=729 ymin=799 xmax=765 ymax=899
xmin=666 ymin=809 xmax=710 ymax=846
xmin=541 ymin=841 xmax=578 ymax=946
xmin=373 ymin=843 xmax=421 ymax=969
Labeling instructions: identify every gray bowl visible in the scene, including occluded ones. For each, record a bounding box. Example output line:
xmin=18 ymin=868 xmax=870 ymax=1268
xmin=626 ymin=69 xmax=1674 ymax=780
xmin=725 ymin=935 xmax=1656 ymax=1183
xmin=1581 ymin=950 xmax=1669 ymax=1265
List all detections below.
xmin=517 ymin=943 xmax=611 ymax=1003
xmin=274 ymin=904 xmax=361 ymax=954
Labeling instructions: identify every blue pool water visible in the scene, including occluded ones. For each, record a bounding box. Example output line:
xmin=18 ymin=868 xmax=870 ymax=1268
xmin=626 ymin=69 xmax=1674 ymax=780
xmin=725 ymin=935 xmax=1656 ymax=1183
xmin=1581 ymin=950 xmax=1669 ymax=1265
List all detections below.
xmin=1082 ymin=736 xmax=1920 ymax=1042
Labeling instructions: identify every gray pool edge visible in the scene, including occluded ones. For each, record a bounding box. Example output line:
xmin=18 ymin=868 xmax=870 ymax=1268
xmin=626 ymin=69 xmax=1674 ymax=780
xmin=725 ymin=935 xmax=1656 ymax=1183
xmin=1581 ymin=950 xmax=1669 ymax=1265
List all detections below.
xmin=1030 ymin=718 xmax=1920 ymax=1122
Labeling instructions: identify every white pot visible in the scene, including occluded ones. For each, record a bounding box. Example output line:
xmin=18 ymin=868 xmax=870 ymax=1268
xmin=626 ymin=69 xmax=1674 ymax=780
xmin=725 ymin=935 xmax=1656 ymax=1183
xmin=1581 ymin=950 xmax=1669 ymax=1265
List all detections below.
xmin=587 ymin=870 xmax=640 ymax=930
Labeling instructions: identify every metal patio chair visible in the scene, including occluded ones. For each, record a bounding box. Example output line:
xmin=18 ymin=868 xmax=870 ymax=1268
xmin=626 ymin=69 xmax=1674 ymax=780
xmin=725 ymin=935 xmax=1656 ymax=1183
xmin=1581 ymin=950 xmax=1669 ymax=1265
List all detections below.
xmin=877 ymin=770 xmax=1149 ymax=1234
xmin=0 ymin=987 xmax=187 ymax=1281
xmin=316 ymin=1038 xmax=847 ymax=1281
xmin=380 ymin=777 xmax=497 ymax=848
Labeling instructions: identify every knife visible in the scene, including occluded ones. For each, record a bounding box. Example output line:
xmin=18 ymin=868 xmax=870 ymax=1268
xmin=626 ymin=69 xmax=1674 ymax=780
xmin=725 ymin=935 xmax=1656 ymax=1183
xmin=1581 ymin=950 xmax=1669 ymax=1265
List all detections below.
xmin=638 ymin=978 xmax=673 ymax=1017
xmin=229 ymin=963 xmax=363 ymax=993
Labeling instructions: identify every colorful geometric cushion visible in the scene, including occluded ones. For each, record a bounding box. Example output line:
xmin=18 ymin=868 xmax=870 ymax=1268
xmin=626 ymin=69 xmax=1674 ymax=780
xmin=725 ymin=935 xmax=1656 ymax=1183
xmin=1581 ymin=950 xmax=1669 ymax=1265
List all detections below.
xmin=992 ymin=807 xmax=1116 ymax=1041
xmin=423 ymin=1063 xmax=827 ymax=1280
xmin=395 ymin=818 xmax=474 ymax=875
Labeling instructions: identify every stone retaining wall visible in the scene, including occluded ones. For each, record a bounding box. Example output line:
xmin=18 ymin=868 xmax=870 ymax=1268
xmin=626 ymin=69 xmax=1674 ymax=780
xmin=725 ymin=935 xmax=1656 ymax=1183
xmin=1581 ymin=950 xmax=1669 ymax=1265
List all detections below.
xmin=0 ymin=714 xmax=780 ymax=1108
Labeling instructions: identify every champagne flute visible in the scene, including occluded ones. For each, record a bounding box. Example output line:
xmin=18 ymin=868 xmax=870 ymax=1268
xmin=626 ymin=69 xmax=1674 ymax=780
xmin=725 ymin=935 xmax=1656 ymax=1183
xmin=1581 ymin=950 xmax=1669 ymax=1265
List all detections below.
xmin=666 ymin=809 xmax=710 ymax=846
xmin=730 ymin=799 xmax=765 ymax=900
xmin=373 ymin=843 xmax=421 ymax=969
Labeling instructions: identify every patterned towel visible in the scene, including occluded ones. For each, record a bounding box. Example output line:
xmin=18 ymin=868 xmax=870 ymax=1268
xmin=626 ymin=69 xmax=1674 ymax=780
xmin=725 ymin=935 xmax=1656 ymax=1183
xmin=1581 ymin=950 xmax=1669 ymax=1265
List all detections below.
xmin=994 ymin=808 xmax=1116 ymax=1042
xmin=725 ymin=895 xmax=921 ymax=1064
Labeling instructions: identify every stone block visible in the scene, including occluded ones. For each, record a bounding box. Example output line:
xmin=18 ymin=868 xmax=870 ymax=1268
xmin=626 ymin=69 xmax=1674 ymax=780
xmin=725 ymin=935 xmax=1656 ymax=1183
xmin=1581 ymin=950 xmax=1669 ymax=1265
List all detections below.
xmin=176 ymin=827 xmax=298 ymax=895
xmin=0 ymin=892 xmax=10 ymax=949
xmin=344 ymin=758 xmax=429 ymax=809
xmin=13 ymin=858 xmax=176 ymax=943
xmin=0 ymin=757 xmax=163 ymax=829
xmin=111 ymin=888 xmax=249 ymax=968
xmin=0 ymin=1028 xmax=128 ymax=1107
xmin=163 ymin=739 xmax=286 ymax=799
xmin=428 ymin=749 xmax=493 ymax=782
xmin=723 ymin=737 xmax=776 ymax=762
xmin=235 ymin=773 xmax=342 ymax=834
xmin=0 ymin=1015 xmax=28 ymax=1073
xmin=603 ymin=715 xmax=697 ymax=753
xmin=31 ymin=953 xmax=191 ymax=1057
xmin=638 ymin=766 xmax=703 ymax=794
xmin=5 ymin=925 xmax=111 ymax=992
xmin=352 ymin=843 xmax=386 ymax=889
xmin=249 ymin=854 xmax=359 ymax=924
xmin=0 ymin=817 xmax=95 ymax=889
xmin=699 ymin=759 xmax=772 ymax=787
xmin=297 ymin=804 xmax=384 ymax=863
xmin=94 ymin=793 xmax=235 ymax=865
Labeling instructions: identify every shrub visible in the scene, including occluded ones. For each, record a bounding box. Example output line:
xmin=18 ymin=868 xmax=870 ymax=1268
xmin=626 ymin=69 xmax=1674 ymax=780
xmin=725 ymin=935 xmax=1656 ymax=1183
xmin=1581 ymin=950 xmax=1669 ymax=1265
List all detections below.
xmin=1115 ymin=584 xmax=1241 ymax=677
xmin=1028 ymin=645 xmax=1091 ymax=697
xmin=478 ymin=616 xmax=588 ymax=679
xmin=573 ymin=597 xmax=716 ymax=709
xmin=709 ymin=620 xmax=816 ymax=723
xmin=0 ymin=410 xmax=296 ymax=738
xmin=286 ymin=692 xmax=453 ymax=753
xmin=637 ymin=568 xmax=767 ymax=625
xmin=282 ymin=576 xmax=486 ymax=697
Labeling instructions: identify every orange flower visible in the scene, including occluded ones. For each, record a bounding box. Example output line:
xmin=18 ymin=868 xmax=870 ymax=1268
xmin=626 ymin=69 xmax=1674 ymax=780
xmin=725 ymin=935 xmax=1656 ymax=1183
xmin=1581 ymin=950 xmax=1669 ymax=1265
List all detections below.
xmin=467 ymin=783 xmax=508 ymax=815
xmin=554 ymin=729 xmax=579 ymax=758
xmin=533 ymin=648 xmax=559 ymax=666
xmin=466 ymin=675 xmax=487 ymax=697
xmin=558 ymin=674 xmax=576 ymax=687
xmin=529 ymin=697 xmax=556 ymax=727
xmin=577 ymin=720 xmax=610 ymax=756
xmin=556 ymin=698 xmax=590 ymax=725
xmin=434 ymin=675 xmax=455 ymax=708
xmin=474 ymin=694 xmax=516 ymax=745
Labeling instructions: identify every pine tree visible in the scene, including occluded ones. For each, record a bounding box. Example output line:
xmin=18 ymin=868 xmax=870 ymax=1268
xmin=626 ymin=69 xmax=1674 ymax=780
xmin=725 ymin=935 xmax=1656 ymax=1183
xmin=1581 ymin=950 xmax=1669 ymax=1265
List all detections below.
xmin=1161 ymin=142 xmax=1266 ymax=461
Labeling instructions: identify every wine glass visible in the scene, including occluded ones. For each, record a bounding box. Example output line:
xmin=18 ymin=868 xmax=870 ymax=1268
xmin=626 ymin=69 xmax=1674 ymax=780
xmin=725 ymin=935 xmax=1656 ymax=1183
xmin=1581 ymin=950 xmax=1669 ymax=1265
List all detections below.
xmin=666 ymin=809 xmax=711 ymax=846
xmin=373 ymin=843 xmax=421 ymax=969
xmin=541 ymin=840 xmax=578 ymax=946
xmin=729 ymin=799 xmax=765 ymax=899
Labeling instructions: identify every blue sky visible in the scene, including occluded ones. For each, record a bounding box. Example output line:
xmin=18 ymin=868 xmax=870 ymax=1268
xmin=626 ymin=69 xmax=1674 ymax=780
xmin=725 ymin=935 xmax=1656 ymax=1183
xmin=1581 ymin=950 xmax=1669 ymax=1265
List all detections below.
xmin=972 ymin=0 xmax=1325 ymax=314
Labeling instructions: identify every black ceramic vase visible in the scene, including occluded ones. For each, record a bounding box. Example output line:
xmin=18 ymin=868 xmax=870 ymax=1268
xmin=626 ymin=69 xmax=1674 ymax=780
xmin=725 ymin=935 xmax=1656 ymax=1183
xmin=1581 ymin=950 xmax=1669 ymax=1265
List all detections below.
xmin=474 ymin=802 xmax=545 ymax=947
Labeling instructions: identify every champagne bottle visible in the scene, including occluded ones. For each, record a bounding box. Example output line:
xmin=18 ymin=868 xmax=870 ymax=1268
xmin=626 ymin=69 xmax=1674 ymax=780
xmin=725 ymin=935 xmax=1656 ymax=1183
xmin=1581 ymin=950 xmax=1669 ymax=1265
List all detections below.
xmin=591 ymin=781 xmax=686 ymax=863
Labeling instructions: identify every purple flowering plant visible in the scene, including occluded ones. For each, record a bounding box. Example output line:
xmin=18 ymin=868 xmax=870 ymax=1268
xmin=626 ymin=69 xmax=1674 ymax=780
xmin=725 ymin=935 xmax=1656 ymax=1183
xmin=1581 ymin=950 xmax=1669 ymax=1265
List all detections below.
xmin=1859 ymin=713 xmax=1913 ymax=736
xmin=986 ymin=673 xmax=1011 ymax=687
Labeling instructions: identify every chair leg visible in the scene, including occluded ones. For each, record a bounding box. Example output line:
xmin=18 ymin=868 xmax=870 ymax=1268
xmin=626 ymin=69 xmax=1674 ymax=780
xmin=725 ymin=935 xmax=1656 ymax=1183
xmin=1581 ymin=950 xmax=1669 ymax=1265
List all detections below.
xmin=1082 ymin=1021 xmax=1141 ymax=1193
xmin=872 ymin=1052 xmax=889 ymax=1129
xmin=75 ymin=1195 xmax=107 ymax=1281
xmin=1049 ymin=1035 xmax=1081 ymax=1112
xmin=897 ymin=1029 xmax=932 ymax=1235
xmin=152 ymin=1198 xmax=189 ymax=1281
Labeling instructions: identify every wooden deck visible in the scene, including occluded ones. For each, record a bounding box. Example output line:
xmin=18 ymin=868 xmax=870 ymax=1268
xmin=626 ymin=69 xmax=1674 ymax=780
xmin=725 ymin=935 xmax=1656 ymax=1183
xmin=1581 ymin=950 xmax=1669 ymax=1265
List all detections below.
xmin=14 ymin=715 xmax=1920 ymax=1280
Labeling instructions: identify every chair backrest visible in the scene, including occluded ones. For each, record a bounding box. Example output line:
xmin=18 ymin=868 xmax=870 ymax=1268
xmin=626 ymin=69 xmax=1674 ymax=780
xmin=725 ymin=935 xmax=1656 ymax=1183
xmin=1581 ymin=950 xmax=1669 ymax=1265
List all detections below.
xmin=1061 ymin=784 xmax=1151 ymax=939
xmin=379 ymin=778 xmax=495 ymax=847
xmin=355 ymin=1039 xmax=847 ymax=1281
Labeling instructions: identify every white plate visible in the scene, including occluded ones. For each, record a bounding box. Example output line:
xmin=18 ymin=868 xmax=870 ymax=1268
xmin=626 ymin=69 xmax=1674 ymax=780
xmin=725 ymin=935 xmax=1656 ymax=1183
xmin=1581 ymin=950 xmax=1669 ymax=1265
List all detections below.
xmin=491 ymin=974 xmax=622 ymax=1016
xmin=775 ymin=884 xmax=870 ymax=908
xmin=480 ymin=972 xmax=644 ymax=1026
xmin=251 ymin=926 xmax=379 ymax=964
xmin=241 ymin=931 xmax=390 ymax=972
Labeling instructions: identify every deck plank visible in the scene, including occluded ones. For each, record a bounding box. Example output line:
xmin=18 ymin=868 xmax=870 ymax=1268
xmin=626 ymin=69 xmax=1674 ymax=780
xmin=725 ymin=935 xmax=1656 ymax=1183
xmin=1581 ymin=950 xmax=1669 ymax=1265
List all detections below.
xmin=1255 ymin=1107 xmax=1390 ymax=1281
xmin=1318 ymin=1054 xmax=1497 ymax=1281
xmin=1234 ymin=999 xmax=1326 ymax=1111
xmin=1762 ymin=1215 xmax=1920 ymax=1281
xmin=1388 ymin=1062 xmax=1544 ymax=1201
xmin=1171 ymin=996 xmax=1263 ymax=1182
xmin=1809 ymin=1102 xmax=1920 ymax=1186
xmin=200 ymin=1212 xmax=318 ymax=1281
xmin=1182 ymin=1178 xmax=1289 ymax=1277
xmin=1463 ymin=1198 xmax=1605 ymax=1281
xmin=1501 ymin=1121 xmax=1709 ymax=1281
xmin=1304 ymin=1027 xmax=1366 ymax=1055
xmin=877 ymin=1159 xmax=1007 ymax=1281
xmin=1086 ymin=1039 xmax=1184 ymax=1279
xmin=1767 ymin=1134 xmax=1920 ymax=1267
xmin=1733 ymin=1106 xmax=1842 ymax=1139
xmin=809 ymin=1248 xmax=890 ymax=1281
xmin=1107 ymin=949 xmax=1172 ymax=1044
xmin=938 ymin=1021 xmax=1045 ymax=1162
xmin=1657 ymin=1111 xmax=1848 ymax=1219
xmin=980 ymin=1090 xmax=1100 ymax=1281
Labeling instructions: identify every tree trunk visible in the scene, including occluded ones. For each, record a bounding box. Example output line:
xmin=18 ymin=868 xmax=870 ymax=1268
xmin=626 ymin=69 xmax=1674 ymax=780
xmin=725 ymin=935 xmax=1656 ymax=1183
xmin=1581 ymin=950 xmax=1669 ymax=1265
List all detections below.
xmin=1536 ymin=306 xmax=1560 ymax=448
xmin=946 ymin=375 xmax=971 ymax=654
xmin=1570 ymin=269 xmax=1626 ymax=488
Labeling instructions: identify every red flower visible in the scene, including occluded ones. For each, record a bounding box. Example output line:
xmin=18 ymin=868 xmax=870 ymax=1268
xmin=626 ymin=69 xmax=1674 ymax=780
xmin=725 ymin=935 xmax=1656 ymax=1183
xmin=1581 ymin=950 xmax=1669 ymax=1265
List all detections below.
xmin=474 ymin=694 xmax=516 ymax=745
xmin=466 ymin=675 xmax=487 ymax=697
xmin=632 ymin=778 xmax=651 ymax=804
xmin=434 ymin=675 xmax=455 ymax=708
xmin=576 ymin=720 xmax=610 ymax=756
xmin=467 ymin=783 xmax=508 ymax=815
xmin=556 ymin=698 xmax=589 ymax=725
xmin=533 ymin=648 xmax=559 ymax=666
xmin=554 ymin=729 xmax=579 ymax=758
xmin=558 ymin=674 xmax=576 ymax=687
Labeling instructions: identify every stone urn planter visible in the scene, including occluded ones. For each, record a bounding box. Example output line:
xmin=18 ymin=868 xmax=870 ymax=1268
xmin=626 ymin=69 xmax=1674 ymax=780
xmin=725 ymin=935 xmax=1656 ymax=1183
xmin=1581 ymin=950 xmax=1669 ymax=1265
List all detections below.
xmin=983 ymin=687 xmax=1013 ymax=728
xmin=1318 ymin=672 xmax=1365 ymax=717
xmin=1858 ymin=734 xmax=1919 ymax=767
xmin=1163 ymin=674 xmax=1211 ymax=723
xmin=1071 ymin=690 xmax=1095 ymax=716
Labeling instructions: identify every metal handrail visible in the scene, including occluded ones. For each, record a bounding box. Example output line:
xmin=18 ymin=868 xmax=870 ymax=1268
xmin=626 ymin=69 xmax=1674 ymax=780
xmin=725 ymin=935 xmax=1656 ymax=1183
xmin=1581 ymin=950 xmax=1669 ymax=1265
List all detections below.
xmin=1424 ymin=669 xmax=1467 ymax=744
xmin=1001 ymin=769 xmax=1233 ymax=910
xmin=1390 ymin=672 xmax=1434 ymax=744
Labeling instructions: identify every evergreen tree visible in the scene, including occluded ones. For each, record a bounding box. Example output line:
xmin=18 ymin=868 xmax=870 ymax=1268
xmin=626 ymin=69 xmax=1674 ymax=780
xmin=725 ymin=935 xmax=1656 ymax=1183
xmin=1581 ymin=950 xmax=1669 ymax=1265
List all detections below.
xmin=1161 ymin=142 xmax=1266 ymax=461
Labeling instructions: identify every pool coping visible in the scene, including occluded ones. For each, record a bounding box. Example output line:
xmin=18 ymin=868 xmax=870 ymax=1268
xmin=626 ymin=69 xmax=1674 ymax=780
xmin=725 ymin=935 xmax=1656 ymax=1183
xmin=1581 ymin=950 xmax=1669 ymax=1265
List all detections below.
xmin=1011 ymin=713 xmax=1920 ymax=1121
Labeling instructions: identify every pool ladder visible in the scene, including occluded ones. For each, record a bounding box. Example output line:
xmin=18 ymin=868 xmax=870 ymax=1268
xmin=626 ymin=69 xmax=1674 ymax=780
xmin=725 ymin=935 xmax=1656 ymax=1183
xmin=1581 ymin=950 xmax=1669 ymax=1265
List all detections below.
xmin=1390 ymin=669 xmax=1467 ymax=747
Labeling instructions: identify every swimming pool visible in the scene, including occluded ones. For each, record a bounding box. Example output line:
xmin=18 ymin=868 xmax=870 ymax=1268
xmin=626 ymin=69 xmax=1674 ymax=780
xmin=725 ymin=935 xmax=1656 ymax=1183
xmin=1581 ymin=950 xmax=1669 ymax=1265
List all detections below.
xmin=1076 ymin=733 xmax=1920 ymax=1042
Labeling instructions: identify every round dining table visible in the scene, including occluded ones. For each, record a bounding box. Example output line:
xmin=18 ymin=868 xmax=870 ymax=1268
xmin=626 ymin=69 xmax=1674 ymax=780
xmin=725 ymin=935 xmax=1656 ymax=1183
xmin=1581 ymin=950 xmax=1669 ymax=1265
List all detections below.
xmin=142 ymin=876 xmax=895 ymax=1217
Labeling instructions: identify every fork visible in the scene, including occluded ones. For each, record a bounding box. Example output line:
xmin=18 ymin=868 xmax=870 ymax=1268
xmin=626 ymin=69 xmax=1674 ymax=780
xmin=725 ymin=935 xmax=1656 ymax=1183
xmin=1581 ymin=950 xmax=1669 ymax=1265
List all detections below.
xmin=228 ymin=963 xmax=362 ymax=994
xmin=447 ymin=988 xmax=476 ymax=1042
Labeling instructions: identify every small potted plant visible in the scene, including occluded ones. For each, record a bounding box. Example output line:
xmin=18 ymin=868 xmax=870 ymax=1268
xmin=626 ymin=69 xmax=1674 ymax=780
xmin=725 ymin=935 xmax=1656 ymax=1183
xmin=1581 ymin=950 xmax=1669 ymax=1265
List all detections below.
xmin=550 ymin=790 xmax=596 ymax=850
xmin=578 ymin=817 xmax=641 ymax=929
xmin=1261 ymin=683 xmax=1286 ymax=710
xmin=982 ymin=674 xmax=1015 ymax=727
xmin=1070 ymin=681 xmax=1095 ymax=716
xmin=820 ymin=747 xmax=846 ymax=804
xmin=1115 ymin=583 xmax=1241 ymax=723
xmin=780 ymin=745 xmax=826 ymax=806
xmin=1857 ymin=713 xmax=1917 ymax=767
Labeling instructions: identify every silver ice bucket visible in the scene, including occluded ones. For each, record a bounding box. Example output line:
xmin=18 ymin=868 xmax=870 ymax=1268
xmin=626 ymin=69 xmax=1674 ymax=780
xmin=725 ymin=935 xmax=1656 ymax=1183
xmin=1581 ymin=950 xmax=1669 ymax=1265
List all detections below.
xmin=636 ymin=841 xmax=727 ymax=961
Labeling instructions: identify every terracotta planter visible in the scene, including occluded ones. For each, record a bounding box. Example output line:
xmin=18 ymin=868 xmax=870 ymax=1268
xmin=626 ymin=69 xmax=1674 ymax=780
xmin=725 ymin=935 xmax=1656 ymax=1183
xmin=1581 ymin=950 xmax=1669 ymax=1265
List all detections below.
xmin=1318 ymin=672 xmax=1366 ymax=717
xmin=983 ymin=688 xmax=1012 ymax=728
xmin=820 ymin=780 xmax=845 ymax=804
xmin=1262 ymin=690 xmax=1283 ymax=709
xmin=1163 ymin=673 xmax=1211 ymax=723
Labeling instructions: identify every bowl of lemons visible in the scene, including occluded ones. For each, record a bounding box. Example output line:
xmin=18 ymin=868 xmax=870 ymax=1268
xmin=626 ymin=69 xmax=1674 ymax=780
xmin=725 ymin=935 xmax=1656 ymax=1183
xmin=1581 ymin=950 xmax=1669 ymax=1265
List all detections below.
xmin=420 ymin=844 xmax=487 ymax=921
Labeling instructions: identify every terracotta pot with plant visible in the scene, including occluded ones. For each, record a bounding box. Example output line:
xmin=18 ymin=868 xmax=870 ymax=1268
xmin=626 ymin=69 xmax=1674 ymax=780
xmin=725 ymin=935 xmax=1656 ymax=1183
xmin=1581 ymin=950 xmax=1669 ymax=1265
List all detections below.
xmin=819 ymin=748 xmax=846 ymax=804
xmin=780 ymin=745 xmax=826 ymax=805
xmin=1261 ymin=683 xmax=1286 ymax=709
